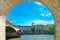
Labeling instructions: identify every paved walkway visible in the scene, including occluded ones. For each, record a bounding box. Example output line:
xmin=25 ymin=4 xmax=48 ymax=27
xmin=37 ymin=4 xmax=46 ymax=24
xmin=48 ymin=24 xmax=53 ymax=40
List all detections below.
xmin=7 ymin=38 xmax=20 ymax=40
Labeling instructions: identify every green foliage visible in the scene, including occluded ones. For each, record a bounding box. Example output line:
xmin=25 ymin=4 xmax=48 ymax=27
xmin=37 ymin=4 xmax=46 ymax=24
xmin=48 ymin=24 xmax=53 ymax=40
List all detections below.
xmin=44 ymin=24 xmax=54 ymax=32
xmin=31 ymin=22 xmax=35 ymax=32
xmin=37 ymin=24 xmax=42 ymax=31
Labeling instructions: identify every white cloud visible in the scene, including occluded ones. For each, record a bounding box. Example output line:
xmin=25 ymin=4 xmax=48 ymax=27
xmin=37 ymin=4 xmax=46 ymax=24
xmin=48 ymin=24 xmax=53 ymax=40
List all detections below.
xmin=40 ymin=12 xmax=52 ymax=18
xmin=40 ymin=13 xmax=45 ymax=17
xmin=10 ymin=20 xmax=17 ymax=23
xmin=35 ymin=1 xmax=42 ymax=5
xmin=33 ymin=20 xmax=44 ymax=24
xmin=45 ymin=13 xmax=51 ymax=17
xmin=40 ymin=8 xmax=41 ymax=10
xmin=39 ymin=8 xmax=42 ymax=11
xmin=20 ymin=20 xmax=54 ymax=26
xmin=33 ymin=20 xmax=54 ymax=25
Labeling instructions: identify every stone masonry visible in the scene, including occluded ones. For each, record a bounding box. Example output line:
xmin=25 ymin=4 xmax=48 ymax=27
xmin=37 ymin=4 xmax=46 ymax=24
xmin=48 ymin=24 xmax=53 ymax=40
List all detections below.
xmin=0 ymin=0 xmax=60 ymax=40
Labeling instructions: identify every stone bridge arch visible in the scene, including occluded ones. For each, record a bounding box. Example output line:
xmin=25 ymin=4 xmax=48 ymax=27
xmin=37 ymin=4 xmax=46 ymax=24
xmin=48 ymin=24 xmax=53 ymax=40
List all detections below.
xmin=0 ymin=0 xmax=60 ymax=40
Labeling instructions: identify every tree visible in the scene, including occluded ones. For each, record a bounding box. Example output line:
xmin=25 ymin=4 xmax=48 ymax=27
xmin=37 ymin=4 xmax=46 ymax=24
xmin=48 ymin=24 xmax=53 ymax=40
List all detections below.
xmin=31 ymin=22 xmax=35 ymax=34
xmin=38 ymin=24 xmax=42 ymax=32
xmin=44 ymin=24 xmax=54 ymax=33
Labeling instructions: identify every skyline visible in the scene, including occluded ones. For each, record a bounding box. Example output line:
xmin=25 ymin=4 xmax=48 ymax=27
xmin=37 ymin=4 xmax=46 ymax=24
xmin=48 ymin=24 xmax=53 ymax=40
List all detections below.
xmin=6 ymin=1 xmax=54 ymax=26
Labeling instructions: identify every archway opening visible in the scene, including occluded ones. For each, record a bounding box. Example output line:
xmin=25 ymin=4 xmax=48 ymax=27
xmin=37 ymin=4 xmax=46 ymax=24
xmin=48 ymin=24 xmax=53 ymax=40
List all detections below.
xmin=6 ymin=1 xmax=54 ymax=40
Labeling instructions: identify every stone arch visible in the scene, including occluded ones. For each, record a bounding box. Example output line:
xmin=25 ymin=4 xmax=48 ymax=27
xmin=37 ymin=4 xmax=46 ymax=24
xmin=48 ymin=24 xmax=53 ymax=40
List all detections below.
xmin=0 ymin=0 xmax=60 ymax=40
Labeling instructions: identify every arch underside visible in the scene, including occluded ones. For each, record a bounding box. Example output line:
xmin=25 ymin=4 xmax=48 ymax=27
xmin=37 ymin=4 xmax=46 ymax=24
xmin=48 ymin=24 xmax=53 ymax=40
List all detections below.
xmin=0 ymin=0 xmax=60 ymax=40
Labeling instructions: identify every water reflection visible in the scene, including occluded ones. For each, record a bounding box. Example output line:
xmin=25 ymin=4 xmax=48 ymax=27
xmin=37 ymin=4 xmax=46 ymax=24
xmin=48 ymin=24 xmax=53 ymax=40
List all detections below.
xmin=21 ymin=35 xmax=54 ymax=40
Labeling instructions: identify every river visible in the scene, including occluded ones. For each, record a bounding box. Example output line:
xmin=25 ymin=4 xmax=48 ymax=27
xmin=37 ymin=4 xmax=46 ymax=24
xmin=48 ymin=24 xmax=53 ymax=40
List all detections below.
xmin=21 ymin=35 xmax=54 ymax=40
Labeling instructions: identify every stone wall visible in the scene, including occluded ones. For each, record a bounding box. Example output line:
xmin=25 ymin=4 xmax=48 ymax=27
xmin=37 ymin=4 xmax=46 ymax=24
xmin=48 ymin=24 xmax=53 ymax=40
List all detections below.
xmin=0 ymin=0 xmax=60 ymax=40
xmin=0 ymin=16 xmax=5 ymax=40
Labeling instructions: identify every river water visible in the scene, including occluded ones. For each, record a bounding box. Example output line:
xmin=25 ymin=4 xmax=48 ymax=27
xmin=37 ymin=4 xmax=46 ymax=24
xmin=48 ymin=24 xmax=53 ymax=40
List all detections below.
xmin=21 ymin=35 xmax=54 ymax=40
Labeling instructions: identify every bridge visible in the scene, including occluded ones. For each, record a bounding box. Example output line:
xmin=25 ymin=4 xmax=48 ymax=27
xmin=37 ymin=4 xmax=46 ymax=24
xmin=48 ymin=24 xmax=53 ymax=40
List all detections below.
xmin=0 ymin=0 xmax=60 ymax=40
xmin=6 ymin=20 xmax=22 ymax=37
xmin=6 ymin=20 xmax=21 ymax=32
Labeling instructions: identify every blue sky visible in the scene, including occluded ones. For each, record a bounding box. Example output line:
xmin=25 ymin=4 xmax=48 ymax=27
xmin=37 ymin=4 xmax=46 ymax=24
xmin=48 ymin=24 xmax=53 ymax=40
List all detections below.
xmin=6 ymin=1 xmax=54 ymax=26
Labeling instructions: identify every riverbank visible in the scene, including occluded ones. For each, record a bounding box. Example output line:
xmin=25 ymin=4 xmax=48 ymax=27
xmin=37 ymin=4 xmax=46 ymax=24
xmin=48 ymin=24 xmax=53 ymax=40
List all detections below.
xmin=6 ymin=38 xmax=20 ymax=40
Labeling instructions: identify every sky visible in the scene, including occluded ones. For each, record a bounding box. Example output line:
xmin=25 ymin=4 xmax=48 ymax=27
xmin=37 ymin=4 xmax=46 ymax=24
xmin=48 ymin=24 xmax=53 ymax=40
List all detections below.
xmin=6 ymin=1 xmax=54 ymax=26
